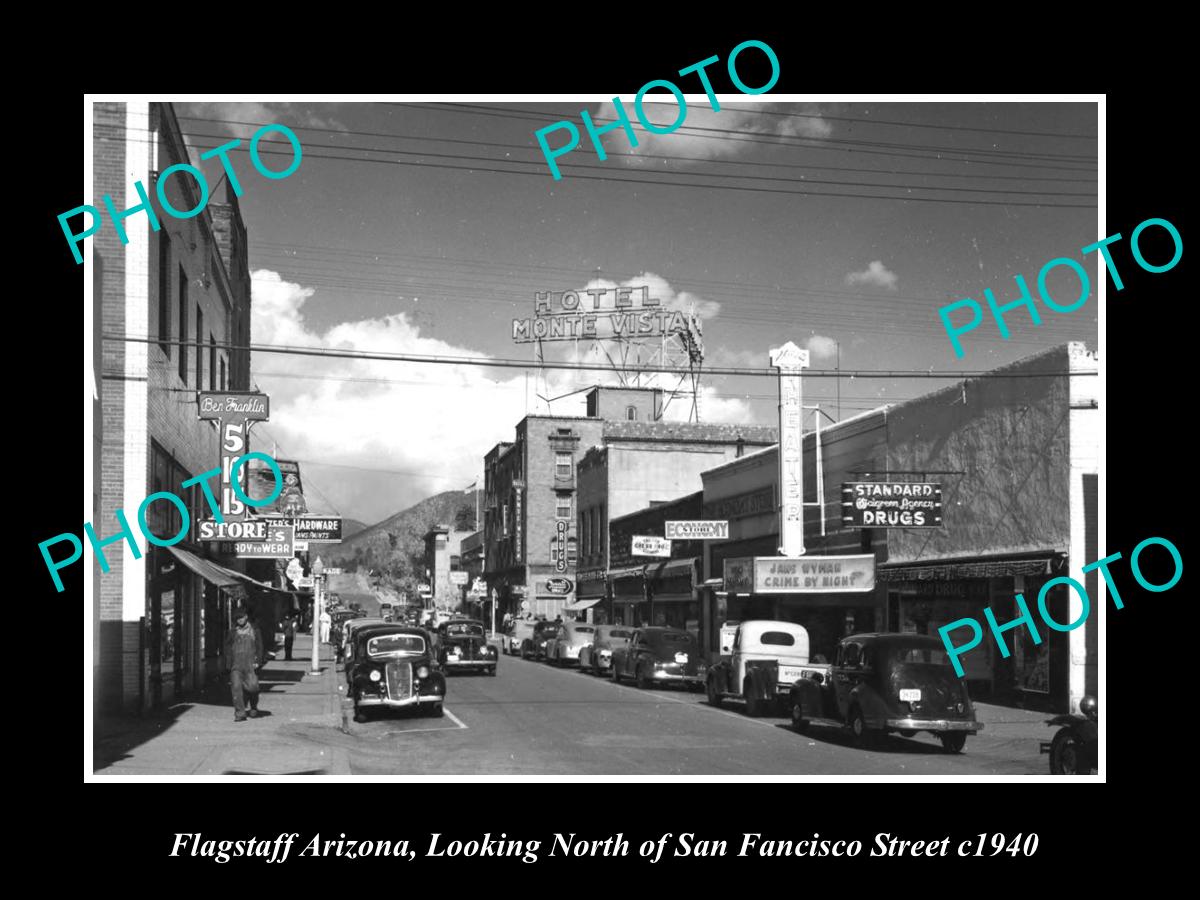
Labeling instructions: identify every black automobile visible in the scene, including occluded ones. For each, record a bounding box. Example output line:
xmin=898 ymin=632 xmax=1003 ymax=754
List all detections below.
xmin=609 ymin=627 xmax=707 ymax=690
xmin=522 ymin=619 xmax=558 ymax=661
xmin=345 ymin=624 xmax=447 ymax=721
xmin=437 ymin=618 xmax=497 ymax=676
xmin=788 ymin=633 xmax=983 ymax=752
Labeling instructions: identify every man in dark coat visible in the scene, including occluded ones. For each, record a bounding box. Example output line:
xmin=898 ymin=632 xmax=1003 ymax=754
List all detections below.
xmin=223 ymin=607 xmax=265 ymax=722
xmin=282 ymin=614 xmax=296 ymax=661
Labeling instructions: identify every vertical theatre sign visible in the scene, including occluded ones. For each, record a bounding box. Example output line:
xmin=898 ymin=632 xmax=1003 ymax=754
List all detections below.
xmin=196 ymin=391 xmax=270 ymax=539
xmin=770 ymin=342 xmax=809 ymax=557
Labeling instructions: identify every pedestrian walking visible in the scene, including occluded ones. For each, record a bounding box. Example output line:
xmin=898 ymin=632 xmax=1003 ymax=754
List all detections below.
xmin=223 ymin=607 xmax=265 ymax=722
xmin=283 ymin=613 xmax=296 ymax=661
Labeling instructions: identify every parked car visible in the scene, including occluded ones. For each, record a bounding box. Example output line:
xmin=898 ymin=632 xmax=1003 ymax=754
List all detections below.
xmin=610 ymin=627 xmax=706 ymax=690
xmin=505 ymin=619 xmax=538 ymax=656
xmin=788 ymin=633 xmax=984 ymax=752
xmin=340 ymin=617 xmax=385 ymax=670
xmin=1041 ymin=694 xmax=1098 ymax=774
xmin=346 ymin=624 xmax=446 ymax=721
xmin=437 ymin=618 xmax=497 ymax=675
xmin=524 ymin=620 xmax=560 ymax=661
xmin=544 ymin=621 xmax=597 ymax=666
xmin=579 ymin=625 xmax=633 ymax=674
xmin=707 ymin=620 xmax=829 ymax=716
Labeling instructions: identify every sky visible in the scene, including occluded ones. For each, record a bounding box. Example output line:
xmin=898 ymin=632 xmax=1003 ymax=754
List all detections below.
xmin=173 ymin=98 xmax=1099 ymax=526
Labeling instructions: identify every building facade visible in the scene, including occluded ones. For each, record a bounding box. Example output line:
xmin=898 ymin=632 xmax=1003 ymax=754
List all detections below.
xmin=699 ymin=343 xmax=1098 ymax=714
xmin=94 ymin=101 xmax=253 ymax=713
xmin=423 ymin=525 xmax=471 ymax=611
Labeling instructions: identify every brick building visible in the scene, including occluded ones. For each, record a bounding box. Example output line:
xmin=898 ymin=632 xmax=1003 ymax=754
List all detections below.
xmin=574 ymin=414 xmax=777 ymax=622
xmin=94 ymin=101 xmax=253 ymax=713
xmin=423 ymin=524 xmax=471 ymax=611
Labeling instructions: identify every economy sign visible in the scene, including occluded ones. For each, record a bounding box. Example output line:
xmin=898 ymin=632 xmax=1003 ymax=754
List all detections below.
xmin=841 ymin=482 xmax=943 ymax=528
xmin=631 ymin=535 xmax=672 ymax=557
xmin=665 ymin=520 xmax=729 ymax=540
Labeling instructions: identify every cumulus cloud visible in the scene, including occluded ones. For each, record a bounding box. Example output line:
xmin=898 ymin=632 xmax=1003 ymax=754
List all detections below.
xmin=250 ymin=270 xmax=749 ymax=524
xmin=844 ymin=261 xmax=898 ymax=291
xmin=805 ymin=334 xmax=838 ymax=361
xmin=598 ymin=100 xmax=832 ymax=168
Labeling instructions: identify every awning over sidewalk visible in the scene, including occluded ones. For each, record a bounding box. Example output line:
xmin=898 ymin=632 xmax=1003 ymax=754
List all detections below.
xmin=166 ymin=546 xmax=298 ymax=596
xmin=878 ymin=555 xmax=1056 ymax=582
xmin=562 ymin=597 xmax=602 ymax=613
xmin=167 ymin=546 xmax=242 ymax=588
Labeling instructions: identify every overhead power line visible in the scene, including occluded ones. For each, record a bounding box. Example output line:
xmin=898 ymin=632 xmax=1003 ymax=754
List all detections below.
xmin=172 ymin=113 xmax=1097 ymax=183
xmin=105 ymin=333 xmax=1097 ymax=379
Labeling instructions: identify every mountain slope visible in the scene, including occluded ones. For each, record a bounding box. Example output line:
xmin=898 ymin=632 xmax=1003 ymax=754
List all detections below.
xmin=323 ymin=491 xmax=480 ymax=588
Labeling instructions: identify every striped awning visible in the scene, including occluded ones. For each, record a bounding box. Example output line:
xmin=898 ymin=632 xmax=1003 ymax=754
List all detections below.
xmin=879 ymin=556 xmax=1056 ymax=582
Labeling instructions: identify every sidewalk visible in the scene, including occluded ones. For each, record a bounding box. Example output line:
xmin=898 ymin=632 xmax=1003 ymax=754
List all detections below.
xmin=972 ymin=701 xmax=1052 ymax=743
xmin=93 ymin=634 xmax=350 ymax=776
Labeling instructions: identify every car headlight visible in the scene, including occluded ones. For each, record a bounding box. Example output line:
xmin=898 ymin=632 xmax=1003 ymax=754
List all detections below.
xmin=369 ymin=669 xmax=382 ymax=682
xmin=416 ymin=665 xmax=430 ymax=679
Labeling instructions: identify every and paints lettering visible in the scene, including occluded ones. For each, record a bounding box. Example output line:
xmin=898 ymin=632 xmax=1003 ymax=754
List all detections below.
xmin=534 ymin=40 xmax=780 ymax=180
xmin=938 ymin=217 xmax=1183 ymax=358
xmin=58 ymin=124 xmax=302 ymax=264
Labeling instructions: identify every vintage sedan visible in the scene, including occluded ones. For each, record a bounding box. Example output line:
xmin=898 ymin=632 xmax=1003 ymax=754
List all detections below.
xmin=346 ymin=624 xmax=446 ymax=721
xmin=544 ymin=621 xmax=597 ymax=666
xmin=522 ymin=619 xmax=558 ymax=661
xmin=340 ymin=616 xmax=385 ymax=669
xmin=788 ymin=633 xmax=984 ymax=752
xmin=437 ymin=618 xmax=497 ymax=675
xmin=503 ymin=619 xmax=537 ymax=656
xmin=610 ymin=627 xmax=706 ymax=690
xmin=578 ymin=625 xmax=633 ymax=674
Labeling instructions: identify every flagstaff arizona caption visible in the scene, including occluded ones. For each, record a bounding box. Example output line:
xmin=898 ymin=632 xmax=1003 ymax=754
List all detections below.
xmin=939 ymin=535 xmax=1183 ymax=677
xmin=938 ymin=217 xmax=1183 ymax=358
xmin=170 ymin=831 xmax=1039 ymax=864
xmin=534 ymin=39 xmax=780 ymax=180
xmin=59 ymin=123 xmax=303 ymax=264
xmin=37 ymin=451 xmax=285 ymax=592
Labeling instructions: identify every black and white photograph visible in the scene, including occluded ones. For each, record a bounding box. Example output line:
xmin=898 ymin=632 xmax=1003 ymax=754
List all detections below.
xmin=76 ymin=88 xmax=1128 ymax=781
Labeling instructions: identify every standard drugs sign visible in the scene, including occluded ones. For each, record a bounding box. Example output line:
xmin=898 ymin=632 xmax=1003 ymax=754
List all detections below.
xmin=665 ymin=521 xmax=729 ymax=540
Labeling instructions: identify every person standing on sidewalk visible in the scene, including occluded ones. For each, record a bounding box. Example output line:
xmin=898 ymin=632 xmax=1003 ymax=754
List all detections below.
xmin=282 ymin=613 xmax=296 ymax=661
xmin=223 ymin=607 xmax=265 ymax=722
xmin=319 ymin=608 xmax=332 ymax=644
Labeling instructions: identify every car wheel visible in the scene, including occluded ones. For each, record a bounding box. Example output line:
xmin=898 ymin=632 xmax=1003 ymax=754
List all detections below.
xmin=790 ymin=700 xmax=810 ymax=733
xmin=1048 ymin=730 xmax=1082 ymax=773
xmin=744 ymin=680 xmax=762 ymax=718
xmin=353 ymin=692 xmax=368 ymax=723
xmin=428 ymin=703 xmax=444 ymax=718
xmin=706 ymin=677 xmax=723 ymax=708
xmin=849 ymin=706 xmax=876 ymax=748
xmin=521 ymin=642 xmax=530 ymax=660
xmin=611 ymin=663 xmax=621 ymax=684
xmin=636 ymin=664 xmax=652 ymax=690
xmin=488 ymin=665 xmax=497 ymax=676
xmin=940 ymin=732 xmax=968 ymax=754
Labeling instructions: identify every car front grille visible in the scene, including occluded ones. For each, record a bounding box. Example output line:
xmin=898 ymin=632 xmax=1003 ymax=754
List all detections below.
xmin=386 ymin=661 xmax=413 ymax=700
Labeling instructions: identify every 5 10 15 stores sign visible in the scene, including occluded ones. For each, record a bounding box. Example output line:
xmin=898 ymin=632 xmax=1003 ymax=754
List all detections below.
xmin=196 ymin=392 xmax=270 ymax=539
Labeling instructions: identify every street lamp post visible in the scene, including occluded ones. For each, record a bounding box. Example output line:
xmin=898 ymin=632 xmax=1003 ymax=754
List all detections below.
xmin=311 ymin=556 xmax=325 ymax=674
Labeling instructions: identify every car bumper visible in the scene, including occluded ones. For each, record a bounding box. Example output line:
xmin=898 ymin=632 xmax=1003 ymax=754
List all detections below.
xmin=885 ymin=718 xmax=983 ymax=733
xmin=652 ymin=671 xmax=704 ymax=684
xmin=443 ymin=658 xmax=495 ymax=668
xmin=357 ymin=694 xmax=442 ymax=708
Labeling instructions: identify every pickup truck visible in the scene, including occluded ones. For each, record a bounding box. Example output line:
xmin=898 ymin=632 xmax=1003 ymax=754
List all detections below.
xmin=705 ymin=620 xmax=831 ymax=717
xmin=787 ymin=632 xmax=983 ymax=752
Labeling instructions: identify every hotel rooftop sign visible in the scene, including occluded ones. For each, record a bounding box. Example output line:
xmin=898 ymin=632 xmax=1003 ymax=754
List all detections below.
xmin=512 ymin=286 xmax=690 ymax=343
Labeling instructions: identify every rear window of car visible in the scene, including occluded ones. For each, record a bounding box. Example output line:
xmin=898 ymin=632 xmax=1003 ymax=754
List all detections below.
xmin=609 ymin=629 xmax=631 ymax=639
xmin=447 ymin=623 xmax=484 ymax=636
xmin=573 ymin=626 xmax=595 ymax=634
xmin=892 ymin=646 xmax=951 ymax=666
xmin=368 ymin=634 xmax=426 ymax=655
xmin=760 ymin=631 xmax=796 ymax=646
xmin=657 ymin=632 xmax=697 ymax=646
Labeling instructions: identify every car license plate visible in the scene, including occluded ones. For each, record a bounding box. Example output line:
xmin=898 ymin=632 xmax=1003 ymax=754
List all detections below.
xmin=674 ymin=652 xmax=689 ymax=664
xmin=900 ymin=689 xmax=921 ymax=702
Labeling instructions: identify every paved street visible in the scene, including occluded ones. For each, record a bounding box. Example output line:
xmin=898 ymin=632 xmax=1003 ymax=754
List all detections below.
xmin=96 ymin=633 xmax=1048 ymax=776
